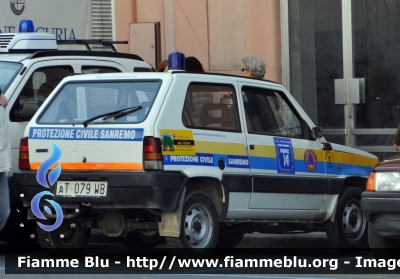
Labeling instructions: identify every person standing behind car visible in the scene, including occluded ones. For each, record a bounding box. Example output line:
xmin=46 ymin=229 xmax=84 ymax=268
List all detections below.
xmin=242 ymin=55 xmax=266 ymax=79
xmin=156 ymin=59 xmax=169 ymax=72
xmin=0 ymin=93 xmax=11 ymax=231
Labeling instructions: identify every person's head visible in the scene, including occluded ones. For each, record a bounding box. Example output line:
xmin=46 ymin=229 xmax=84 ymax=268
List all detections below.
xmin=185 ymin=56 xmax=204 ymax=72
xmin=156 ymin=60 xmax=168 ymax=72
xmin=241 ymin=55 xmax=266 ymax=79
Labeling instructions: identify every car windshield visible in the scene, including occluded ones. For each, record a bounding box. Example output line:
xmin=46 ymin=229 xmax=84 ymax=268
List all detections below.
xmin=0 ymin=61 xmax=23 ymax=93
xmin=38 ymin=80 xmax=162 ymax=124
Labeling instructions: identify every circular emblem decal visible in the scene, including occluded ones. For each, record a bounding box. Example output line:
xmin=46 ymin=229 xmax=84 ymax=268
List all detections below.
xmin=304 ymin=149 xmax=317 ymax=172
xmin=10 ymin=0 xmax=25 ymax=16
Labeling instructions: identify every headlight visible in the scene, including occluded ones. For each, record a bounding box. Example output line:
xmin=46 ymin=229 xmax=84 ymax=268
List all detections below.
xmin=375 ymin=172 xmax=400 ymax=191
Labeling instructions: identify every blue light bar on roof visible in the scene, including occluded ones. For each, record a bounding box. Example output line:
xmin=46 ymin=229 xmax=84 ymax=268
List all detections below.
xmin=168 ymin=52 xmax=185 ymax=71
xmin=19 ymin=19 xmax=35 ymax=33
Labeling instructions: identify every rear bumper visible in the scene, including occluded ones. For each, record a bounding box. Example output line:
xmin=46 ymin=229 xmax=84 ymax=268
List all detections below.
xmin=14 ymin=170 xmax=187 ymax=212
xmin=361 ymin=192 xmax=400 ymax=237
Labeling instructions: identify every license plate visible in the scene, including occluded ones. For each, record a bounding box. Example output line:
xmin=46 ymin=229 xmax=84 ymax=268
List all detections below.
xmin=56 ymin=181 xmax=107 ymax=197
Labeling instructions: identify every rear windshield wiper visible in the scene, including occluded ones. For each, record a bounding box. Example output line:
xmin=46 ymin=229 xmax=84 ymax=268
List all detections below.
xmin=82 ymin=106 xmax=143 ymax=128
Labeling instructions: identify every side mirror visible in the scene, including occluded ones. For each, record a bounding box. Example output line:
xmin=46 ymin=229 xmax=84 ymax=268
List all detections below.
xmin=18 ymin=101 xmax=41 ymax=121
xmin=312 ymin=126 xmax=323 ymax=139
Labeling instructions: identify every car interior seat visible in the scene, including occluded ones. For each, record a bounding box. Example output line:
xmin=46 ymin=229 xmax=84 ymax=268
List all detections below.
xmin=200 ymin=103 xmax=230 ymax=128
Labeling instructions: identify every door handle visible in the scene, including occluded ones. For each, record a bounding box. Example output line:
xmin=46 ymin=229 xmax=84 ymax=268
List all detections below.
xmin=249 ymin=144 xmax=255 ymax=150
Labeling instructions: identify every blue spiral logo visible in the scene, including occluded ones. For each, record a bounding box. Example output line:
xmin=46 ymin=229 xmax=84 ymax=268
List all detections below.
xmin=31 ymin=142 xmax=64 ymax=232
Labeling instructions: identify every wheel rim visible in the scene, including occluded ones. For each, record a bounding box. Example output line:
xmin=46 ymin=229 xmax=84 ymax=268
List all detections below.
xmin=342 ymin=198 xmax=366 ymax=241
xmin=184 ymin=203 xmax=213 ymax=248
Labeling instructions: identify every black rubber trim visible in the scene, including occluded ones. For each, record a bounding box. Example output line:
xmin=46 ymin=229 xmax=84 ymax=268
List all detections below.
xmin=326 ymin=178 xmax=344 ymax=194
xmin=13 ymin=170 xmax=187 ymax=212
xmin=222 ymin=174 xmax=252 ymax=192
xmin=253 ymin=175 xmax=327 ymax=194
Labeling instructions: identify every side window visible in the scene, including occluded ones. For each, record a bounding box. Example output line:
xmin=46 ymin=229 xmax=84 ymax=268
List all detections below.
xmin=10 ymin=66 xmax=74 ymax=122
xmin=182 ymin=83 xmax=240 ymax=132
xmin=81 ymin=66 xmax=120 ymax=74
xmin=242 ymin=86 xmax=304 ymax=138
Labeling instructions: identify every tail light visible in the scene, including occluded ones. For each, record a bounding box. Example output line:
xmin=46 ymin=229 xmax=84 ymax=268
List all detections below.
xmin=143 ymin=137 xmax=163 ymax=171
xmin=19 ymin=138 xmax=31 ymax=170
xmin=366 ymin=172 xmax=375 ymax=192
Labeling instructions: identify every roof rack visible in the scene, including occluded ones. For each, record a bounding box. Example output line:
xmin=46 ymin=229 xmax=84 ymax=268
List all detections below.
xmin=26 ymin=50 xmax=144 ymax=61
xmin=57 ymin=39 xmax=128 ymax=52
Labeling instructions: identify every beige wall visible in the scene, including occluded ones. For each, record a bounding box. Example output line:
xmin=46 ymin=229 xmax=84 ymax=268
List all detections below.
xmin=114 ymin=0 xmax=136 ymax=54
xmin=114 ymin=0 xmax=281 ymax=83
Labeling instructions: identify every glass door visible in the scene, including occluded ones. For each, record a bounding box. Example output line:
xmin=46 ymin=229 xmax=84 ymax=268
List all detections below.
xmin=284 ymin=0 xmax=400 ymax=160
xmin=285 ymin=0 xmax=345 ymax=145
xmin=352 ymin=0 xmax=400 ymax=159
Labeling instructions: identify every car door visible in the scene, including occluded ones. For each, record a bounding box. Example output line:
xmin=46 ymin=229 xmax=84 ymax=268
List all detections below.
xmin=238 ymin=83 xmax=326 ymax=212
xmin=157 ymin=76 xmax=251 ymax=215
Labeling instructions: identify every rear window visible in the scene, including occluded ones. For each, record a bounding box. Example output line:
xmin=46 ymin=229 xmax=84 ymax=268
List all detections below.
xmin=38 ymin=80 xmax=162 ymax=124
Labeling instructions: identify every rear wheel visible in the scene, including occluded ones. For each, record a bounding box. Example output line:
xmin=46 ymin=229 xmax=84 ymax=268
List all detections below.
xmin=166 ymin=191 xmax=219 ymax=249
xmin=325 ymin=187 xmax=368 ymax=248
xmin=36 ymin=217 xmax=91 ymax=257
xmin=119 ymin=230 xmax=163 ymax=248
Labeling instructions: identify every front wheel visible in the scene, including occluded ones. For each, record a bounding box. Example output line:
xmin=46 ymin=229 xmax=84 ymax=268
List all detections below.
xmin=166 ymin=191 xmax=219 ymax=249
xmin=325 ymin=187 xmax=368 ymax=248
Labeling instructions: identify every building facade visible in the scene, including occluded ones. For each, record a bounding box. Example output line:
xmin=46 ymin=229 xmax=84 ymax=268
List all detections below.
xmin=5 ymin=0 xmax=395 ymax=159
xmin=112 ymin=0 xmax=400 ymax=160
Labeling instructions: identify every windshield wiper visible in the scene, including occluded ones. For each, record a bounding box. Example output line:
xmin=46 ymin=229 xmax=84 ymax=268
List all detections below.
xmin=82 ymin=106 xmax=143 ymax=128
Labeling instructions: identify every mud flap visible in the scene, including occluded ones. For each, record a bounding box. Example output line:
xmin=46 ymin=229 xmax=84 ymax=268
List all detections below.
xmin=158 ymin=188 xmax=186 ymax=237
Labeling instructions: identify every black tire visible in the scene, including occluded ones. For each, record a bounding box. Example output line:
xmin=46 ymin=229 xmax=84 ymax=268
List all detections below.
xmin=165 ymin=191 xmax=219 ymax=249
xmin=368 ymin=222 xmax=399 ymax=259
xmin=325 ymin=187 xmax=368 ymax=248
xmin=119 ymin=230 xmax=163 ymax=248
xmin=216 ymin=229 xmax=245 ymax=248
xmin=36 ymin=217 xmax=91 ymax=257
xmin=0 ymin=206 xmax=37 ymax=246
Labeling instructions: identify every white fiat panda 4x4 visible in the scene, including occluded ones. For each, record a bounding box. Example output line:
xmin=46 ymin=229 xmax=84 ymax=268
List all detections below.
xmin=14 ymin=52 xmax=378 ymax=254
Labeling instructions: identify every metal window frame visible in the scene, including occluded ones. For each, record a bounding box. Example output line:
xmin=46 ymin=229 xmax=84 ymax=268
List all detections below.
xmin=280 ymin=0 xmax=387 ymax=153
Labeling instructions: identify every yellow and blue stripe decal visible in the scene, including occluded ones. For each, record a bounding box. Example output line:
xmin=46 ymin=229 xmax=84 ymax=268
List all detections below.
xmin=164 ymin=139 xmax=376 ymax=177
xmin=249 ymin=154 xmax=373 ymax=176
xmin=163 ymin=152 xmax=374 ymax=177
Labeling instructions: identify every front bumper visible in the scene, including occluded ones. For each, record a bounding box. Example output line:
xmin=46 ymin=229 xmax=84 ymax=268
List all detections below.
xmin=361 ymin=191 xmax=400 ymax=237
xmin=14 ymin=170 xmax=187 ymax=212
